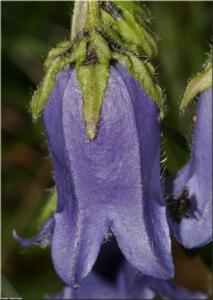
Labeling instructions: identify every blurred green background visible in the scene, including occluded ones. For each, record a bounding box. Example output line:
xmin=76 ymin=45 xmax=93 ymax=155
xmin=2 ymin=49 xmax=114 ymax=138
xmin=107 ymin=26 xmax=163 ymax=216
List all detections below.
xmin=2 ymin=2 xmax=212 ymax=299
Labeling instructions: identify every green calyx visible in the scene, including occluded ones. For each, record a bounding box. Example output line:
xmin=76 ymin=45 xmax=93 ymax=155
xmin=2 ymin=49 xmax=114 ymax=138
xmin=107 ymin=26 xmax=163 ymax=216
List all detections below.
xmin=31 ymin=1 xmax=164 ymax=140
xmin=180 ymin=51 xmax=212 ymax=110
xmin=112 ymin=51 xmax=164 ymax=118
xmin=77 ymin=64 xmax=109 ymax=140
xmin=101 ymin=2 xmax=158 ymax=58
xmin=31 ymin=38 xmax=88 ymax=121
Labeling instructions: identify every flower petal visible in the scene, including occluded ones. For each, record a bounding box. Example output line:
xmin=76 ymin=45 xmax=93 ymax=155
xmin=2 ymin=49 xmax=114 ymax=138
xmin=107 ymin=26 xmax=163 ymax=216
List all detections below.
xmin=47 ymin=262 xmax=206 ymax=299
xmin=13 ymin=217 xmax=55 ymax=248
xmin=43 ymin=70 xmax=110 ymax=287
xmin=51 ymin=201 xmax=109 ymax=287
xmin=45 ymin=274 xmax=118 ymax=299
xmin=43 ymin=64 xmax=174 ymax=286
xmin=75 ymin=273 xmax=117 ymax=299
xmin=119 ymin=263 xmax=206 ymax=299
xmin=148 ymin=278 xmax=206 ymax=299
xmin=113 ymin=64 xmax=174 ymax=279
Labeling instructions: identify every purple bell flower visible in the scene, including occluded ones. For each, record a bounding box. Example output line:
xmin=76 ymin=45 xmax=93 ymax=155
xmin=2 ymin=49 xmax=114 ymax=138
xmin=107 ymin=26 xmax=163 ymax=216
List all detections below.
xmin=14 ymin=63 xmax=174 ymax=286
xmin=166 ymin=88 xmax=212 ymax=248
xmin=45 ymin=263 xmax=205 ymax=299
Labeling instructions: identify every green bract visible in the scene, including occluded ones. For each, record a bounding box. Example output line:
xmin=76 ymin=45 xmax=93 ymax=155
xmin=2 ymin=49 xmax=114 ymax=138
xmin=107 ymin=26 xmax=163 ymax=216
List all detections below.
xmin=31 ymin=0 xmax=165 ymax=139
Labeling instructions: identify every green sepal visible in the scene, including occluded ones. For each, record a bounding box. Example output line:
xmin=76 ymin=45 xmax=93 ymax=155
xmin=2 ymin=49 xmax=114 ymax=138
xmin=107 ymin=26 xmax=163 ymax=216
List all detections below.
xmin=100 ymin=12 xmax=128 ymax=48
xmin=112 ymin=52 xmax=132 ymax=69
xmin=31 ymin=56 xmax=63 ymax=120
xmin=112 ymin=51 xmax=164 ymax=118
xmin=180 ymin=60 xmax=212 ymax=110
xmin=101 ymin=11 xmax=144 ymax=58
xmin=114 ymin=1 xmax=158 ymax=57
xmin=114 ymin=1 xmax=159 ymax=50
xmin=117 ymin=6 xmax=158 ymax=57
xmin=31 ymin=38 xmax=88 ymax=120
xmin=77 ymin=64 xmax=109 ymax=140
xmin=31 ymin=54 xmax=74 ymax=120
xmin=112 ymin=1 xmax=148 ymax=18
xmin=72 ymin=38 xmax=88 ymax=65
xmin=101 ymin=5 xmax=157 ymax=57
xmin=146 ymin=62 xmax=155 ymax=76
xmin=129 ymin=53 xmax=164 ymax=118
xmin=44 ymin=40 xmax=71 ymax=70
xmin=90 ymin=31 xmax=111 ymax=64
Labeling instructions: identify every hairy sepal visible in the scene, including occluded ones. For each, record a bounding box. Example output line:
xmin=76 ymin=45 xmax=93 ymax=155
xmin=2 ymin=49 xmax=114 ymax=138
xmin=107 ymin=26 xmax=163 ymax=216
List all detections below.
xmin=180 ymin=62 xmax=212 ymax=110
xmin=112 ymin=52 xmax=164 ymax=118
xmin=77 ymin=64 xmax=109 ymax=140
xmin=31 ymin=39 xmax=87 ymax=121
xmin=101 ymin=5 xmax=157 ymax=57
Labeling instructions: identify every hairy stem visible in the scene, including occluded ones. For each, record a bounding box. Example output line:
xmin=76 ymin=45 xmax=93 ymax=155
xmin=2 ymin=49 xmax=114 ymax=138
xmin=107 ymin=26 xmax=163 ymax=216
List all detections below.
xmin=71 ymin=0 xmax=89 ymax=40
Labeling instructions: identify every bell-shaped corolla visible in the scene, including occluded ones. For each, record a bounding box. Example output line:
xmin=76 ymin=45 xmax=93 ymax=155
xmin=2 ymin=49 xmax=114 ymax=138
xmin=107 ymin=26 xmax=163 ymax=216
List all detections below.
xmin=14 ymin=63 xmax=174 ymax=287
xmin=166 ymin=88 xmax=212 ymax=248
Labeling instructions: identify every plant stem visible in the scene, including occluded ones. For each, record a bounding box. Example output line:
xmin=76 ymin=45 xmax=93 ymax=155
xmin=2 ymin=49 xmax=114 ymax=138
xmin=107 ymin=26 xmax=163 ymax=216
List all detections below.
xmin=71 ymin=0 xmax=89 ymax=40
xmin=86 ymin=0 xmax=100 ymax=31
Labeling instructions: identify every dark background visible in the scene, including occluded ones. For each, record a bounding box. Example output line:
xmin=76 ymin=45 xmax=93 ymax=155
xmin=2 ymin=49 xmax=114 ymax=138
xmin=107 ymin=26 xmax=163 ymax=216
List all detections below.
xmin=2 ymin=2 xmax=212 ymax=299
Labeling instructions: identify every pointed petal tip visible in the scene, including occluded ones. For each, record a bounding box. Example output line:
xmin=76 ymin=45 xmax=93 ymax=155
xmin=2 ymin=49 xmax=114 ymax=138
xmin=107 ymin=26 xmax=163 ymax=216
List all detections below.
xmin=145 ymin=261 xmax=174 ymax=280
xmin=55 ymin=271 xmax=83 ymax=289
xmin=177 ymin=228 xmax=212 ymax=250
xmin=13 ymin=218 xmax=54 ymax=248
xmin=161 ymin=267 xmax=175 ymax=280
xmin=12 ymin=229 xmax=32 ymax=247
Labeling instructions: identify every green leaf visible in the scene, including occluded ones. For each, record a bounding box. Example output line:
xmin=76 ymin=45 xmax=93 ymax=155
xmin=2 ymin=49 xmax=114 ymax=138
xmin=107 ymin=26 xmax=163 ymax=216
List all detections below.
xmin=2 ymin=274 xmax=20 ymax=298
xmin=77 ymin=64 xmax=109 ymax=140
